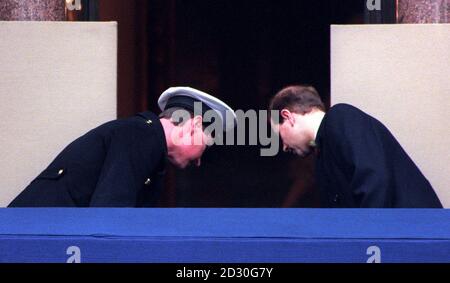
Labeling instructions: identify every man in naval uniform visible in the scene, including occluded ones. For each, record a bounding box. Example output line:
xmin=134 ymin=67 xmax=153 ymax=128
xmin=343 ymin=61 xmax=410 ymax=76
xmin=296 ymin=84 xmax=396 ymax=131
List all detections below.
xmin=269 ymin=85 xmax=442 ymax=208
xmin=8 ymin=87 xmax=236 ymax=207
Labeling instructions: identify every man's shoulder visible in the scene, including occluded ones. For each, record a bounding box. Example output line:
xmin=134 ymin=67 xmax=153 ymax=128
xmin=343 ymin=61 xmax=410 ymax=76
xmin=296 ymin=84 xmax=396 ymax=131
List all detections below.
xmin=322 ymin=103 xmax=372 ymax=135
xmin=82 ymin=111 xmax=160 ymax=140
xmin=328 ymin=103 xmax=366 ymax=117
xmin=101 ymin=111 xmax=158 ymax=129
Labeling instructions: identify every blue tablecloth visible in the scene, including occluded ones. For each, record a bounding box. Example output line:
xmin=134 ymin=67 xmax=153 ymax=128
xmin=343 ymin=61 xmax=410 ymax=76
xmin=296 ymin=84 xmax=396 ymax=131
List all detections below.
xmin=0 ymin=208 xmax=449 ymax=263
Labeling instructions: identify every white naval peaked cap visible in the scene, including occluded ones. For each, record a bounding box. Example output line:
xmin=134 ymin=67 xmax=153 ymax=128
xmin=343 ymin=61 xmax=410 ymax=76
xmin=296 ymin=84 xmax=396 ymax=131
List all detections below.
xmin=158 ymin=86 xmax=237 ymax=132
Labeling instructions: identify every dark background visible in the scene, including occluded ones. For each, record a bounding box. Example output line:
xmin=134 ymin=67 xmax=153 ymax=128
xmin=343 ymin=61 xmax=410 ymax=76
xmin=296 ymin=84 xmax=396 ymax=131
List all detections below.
xmin=96 ymin=0 xmax=365 ymax=207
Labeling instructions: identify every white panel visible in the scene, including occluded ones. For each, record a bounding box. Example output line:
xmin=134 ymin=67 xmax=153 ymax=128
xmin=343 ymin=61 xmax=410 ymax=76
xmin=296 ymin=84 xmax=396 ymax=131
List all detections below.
xmin=331 ymin=24 xmax=450 ymax=207
xmin=0 ymin=22 xmax=117 ymax=206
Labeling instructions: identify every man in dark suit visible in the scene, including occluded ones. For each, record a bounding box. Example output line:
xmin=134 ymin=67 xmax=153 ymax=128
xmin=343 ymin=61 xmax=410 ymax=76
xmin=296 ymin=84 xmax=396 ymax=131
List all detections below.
xmin=269 ymin=85 xmax=442 ymax=208
xmin=9 ymin=87 xmax=236 ymax=207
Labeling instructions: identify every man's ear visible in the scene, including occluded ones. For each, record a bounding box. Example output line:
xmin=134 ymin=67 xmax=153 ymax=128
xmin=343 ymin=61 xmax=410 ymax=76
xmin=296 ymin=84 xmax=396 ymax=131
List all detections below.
xmin=280 ymin=109 xmax=295 ymax=126
xmin=191 ymin=115 xmax=203 ymax=135
xmin=177 ymin=117 xmax=193 ymax=139
xmin=193 ymin=115 xmax=203 ymax=127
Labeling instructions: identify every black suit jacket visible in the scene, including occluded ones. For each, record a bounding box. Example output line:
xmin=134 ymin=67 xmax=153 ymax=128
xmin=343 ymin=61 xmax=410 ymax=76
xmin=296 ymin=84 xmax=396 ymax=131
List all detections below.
xmin=315 ymin=104 xmax=442 ymax=208
xmin=8 ymin=111 xmax=167 ymax=207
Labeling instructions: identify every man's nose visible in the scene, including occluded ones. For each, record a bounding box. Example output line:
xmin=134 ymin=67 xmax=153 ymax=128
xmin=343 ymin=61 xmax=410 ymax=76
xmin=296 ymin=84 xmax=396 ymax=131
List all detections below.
xmin=283 ymin=144 xmax=288 ymax=152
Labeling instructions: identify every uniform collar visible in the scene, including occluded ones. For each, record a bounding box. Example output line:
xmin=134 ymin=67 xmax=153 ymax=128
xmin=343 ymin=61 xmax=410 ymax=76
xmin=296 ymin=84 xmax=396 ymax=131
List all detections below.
xmin=136 ymin=111 xmax=168 ymax=158
xmin=313 ymin=111 xmax=329 ymax=156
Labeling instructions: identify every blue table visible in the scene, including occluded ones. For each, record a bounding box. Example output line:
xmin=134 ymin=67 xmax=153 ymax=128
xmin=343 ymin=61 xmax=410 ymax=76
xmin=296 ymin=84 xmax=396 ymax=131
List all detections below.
xmin=0 ymin=208 xmax=449 ymax=263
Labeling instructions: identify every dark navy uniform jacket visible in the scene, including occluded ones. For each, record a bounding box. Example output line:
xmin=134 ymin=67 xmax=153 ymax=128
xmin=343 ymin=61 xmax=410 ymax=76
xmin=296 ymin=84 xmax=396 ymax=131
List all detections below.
xmin=315 ymin=104 xmax=442 ymax=208
xmin=8 ymin=111 xmax=167 ymax=207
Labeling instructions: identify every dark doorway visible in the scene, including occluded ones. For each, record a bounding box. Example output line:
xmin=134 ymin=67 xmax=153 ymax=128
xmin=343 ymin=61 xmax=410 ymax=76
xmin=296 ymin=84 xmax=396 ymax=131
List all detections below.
xmin=156 ymin=0 xmax=364 ymax=207
xmin=100 ymin=0 xmax=364 ymax=207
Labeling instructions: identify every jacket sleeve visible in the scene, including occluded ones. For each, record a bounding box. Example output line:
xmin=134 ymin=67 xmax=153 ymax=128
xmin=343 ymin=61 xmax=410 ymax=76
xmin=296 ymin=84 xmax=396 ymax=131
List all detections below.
xmin=326 ymin=106 xmax=393 ymax=207
xmin=89 ymin=123 xmax=161 ymax=207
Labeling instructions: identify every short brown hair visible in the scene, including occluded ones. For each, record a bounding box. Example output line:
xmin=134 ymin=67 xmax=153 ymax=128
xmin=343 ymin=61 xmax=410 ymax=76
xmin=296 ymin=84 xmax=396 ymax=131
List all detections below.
xmin=269 ymin=85 xmax=325 ymax=124
xmin=159 ymin=107 xmax=193 ymax=126
xmin=159 ymin=107 xmax=210 ymax=131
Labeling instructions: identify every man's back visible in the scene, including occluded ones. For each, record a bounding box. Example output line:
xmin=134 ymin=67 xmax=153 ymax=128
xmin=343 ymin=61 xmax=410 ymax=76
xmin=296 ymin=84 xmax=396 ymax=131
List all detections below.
xmin=8 ymin=111 xmax=167 ymax=207
xmin=315 ymin=103 xmax=442 ymax=208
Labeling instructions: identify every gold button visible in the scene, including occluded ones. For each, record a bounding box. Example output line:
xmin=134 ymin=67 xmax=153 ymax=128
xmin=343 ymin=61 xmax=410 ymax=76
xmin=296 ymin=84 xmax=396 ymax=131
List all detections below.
xmin=58 ymin=169 xmax=64 ymax=175
xmin=146 ymin=119 xmax=152 ymax=125
xmin=144 ymin=178 xmax=151 ymax=185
